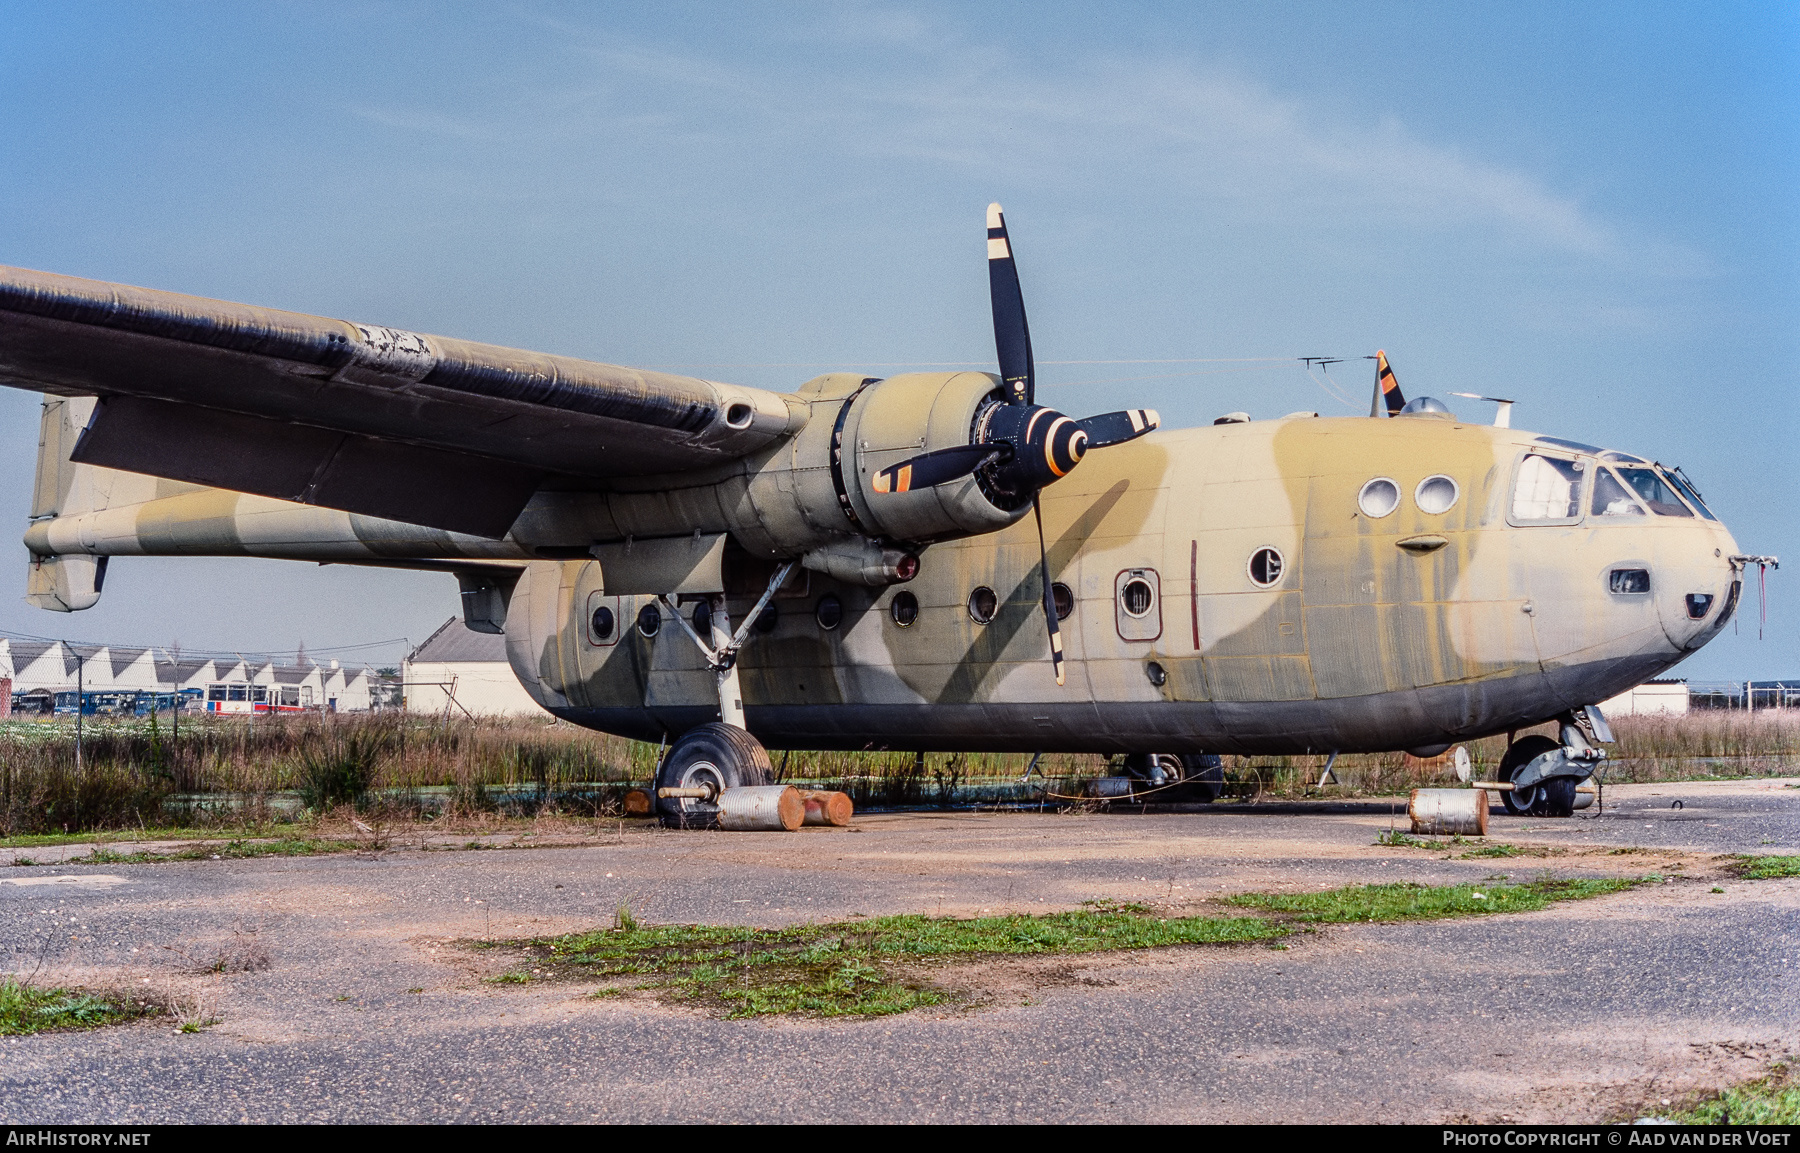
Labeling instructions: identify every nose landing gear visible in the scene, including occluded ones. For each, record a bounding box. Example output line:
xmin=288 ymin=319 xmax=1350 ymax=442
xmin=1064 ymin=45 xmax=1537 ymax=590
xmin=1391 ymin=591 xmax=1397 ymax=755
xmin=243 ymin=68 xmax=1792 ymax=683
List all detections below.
xmin=1495 ymin=706 xmax=1611 ymax=818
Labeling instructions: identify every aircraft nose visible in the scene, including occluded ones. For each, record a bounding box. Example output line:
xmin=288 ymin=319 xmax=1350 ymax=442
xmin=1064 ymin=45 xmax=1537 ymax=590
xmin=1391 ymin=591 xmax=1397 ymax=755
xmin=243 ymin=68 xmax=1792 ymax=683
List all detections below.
xmin=1655 ymin=523 xmax=1743 ymax=652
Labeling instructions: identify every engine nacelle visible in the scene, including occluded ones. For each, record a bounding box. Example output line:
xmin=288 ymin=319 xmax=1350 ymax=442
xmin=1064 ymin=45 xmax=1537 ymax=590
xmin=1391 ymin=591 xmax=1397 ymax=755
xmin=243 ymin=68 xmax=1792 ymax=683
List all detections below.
xmin=510 ymin=372 xmax=1030 ymax=584
xmin=829 ymin=371 xmax=1026 ymax=544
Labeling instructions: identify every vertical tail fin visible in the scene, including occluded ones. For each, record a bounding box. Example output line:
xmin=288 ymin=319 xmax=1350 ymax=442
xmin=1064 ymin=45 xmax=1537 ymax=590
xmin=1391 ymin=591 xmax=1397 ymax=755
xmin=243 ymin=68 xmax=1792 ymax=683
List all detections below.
xmin=1370 ymin=350 xmax=1406 ymax=417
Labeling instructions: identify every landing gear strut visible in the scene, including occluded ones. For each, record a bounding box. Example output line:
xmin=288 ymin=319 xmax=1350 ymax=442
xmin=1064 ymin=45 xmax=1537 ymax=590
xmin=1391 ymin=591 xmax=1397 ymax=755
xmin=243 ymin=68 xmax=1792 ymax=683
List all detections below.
xmin=1496 ymin=705 xmax=1612 ymax=818
xmin=1120 ymin=753 xmax=1226 ymax=802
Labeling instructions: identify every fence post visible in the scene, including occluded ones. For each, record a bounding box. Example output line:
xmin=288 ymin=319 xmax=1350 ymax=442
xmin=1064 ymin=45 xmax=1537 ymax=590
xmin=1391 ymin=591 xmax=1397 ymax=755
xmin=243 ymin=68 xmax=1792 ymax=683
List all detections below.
xmin=74 ymin=645 xmax=84 ymax=772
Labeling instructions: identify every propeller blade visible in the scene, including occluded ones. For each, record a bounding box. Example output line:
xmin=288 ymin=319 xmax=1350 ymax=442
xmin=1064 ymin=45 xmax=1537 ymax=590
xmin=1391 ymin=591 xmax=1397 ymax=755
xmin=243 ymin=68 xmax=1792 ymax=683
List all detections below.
xmin=987 ymin=202 xmax=1035 ymax=406
xmin=872 ymin=443 xmax=1002 ymax=494
xmin=1372 ymin=349 xmax=1405 ymax=417
xmin=1076 ymin=408 xmax=1161 ymax=449
xmin=1032 ymin=496 xmax=1066 ymax=687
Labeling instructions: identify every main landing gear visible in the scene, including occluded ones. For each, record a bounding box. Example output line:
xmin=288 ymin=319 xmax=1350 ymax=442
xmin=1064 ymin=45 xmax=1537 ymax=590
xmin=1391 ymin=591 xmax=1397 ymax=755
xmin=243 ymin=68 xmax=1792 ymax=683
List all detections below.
xmin=654 ymin=722 xmax=775 ymax=828
xmin=1120 ymin=753 xmax=1227 ymax=802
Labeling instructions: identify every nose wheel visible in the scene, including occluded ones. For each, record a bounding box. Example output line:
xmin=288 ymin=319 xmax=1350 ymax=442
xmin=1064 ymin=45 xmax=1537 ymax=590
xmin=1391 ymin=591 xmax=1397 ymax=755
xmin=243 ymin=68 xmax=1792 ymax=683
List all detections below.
xmin=1498 ymin=734 xmax=1574 ymax=817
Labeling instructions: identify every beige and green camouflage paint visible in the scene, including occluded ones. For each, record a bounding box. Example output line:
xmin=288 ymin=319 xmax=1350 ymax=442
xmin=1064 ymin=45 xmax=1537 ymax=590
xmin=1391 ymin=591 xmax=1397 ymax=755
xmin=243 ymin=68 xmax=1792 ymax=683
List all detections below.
xmin=24 ymin=384 xmax=1739 ymax=755
xmin=507 ymin=412 xmax=1738 ymax=754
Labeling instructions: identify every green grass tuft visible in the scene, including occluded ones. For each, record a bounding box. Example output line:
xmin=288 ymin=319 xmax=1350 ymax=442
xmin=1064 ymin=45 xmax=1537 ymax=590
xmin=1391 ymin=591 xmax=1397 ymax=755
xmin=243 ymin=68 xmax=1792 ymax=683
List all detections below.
xmin=1660 ymin=1065 xmax=1800 ymax=1125
xmin=64 ymin=838 xmax=351 ymax=865
xmin=527 ymin=907 xmax=1282 ymax=1018
xmin=1459 ymin=844 xmax=1525 ymax=859
xmin=1731 ymin=854 xmax=1800 ymax=880
xmin=502 ymin=876 xmax=1653 ymax=1019
xmin=0 ymin=978 xmax=153 ymax=1035
xmin=1226 ymin=877 xmax=1650 ymax=922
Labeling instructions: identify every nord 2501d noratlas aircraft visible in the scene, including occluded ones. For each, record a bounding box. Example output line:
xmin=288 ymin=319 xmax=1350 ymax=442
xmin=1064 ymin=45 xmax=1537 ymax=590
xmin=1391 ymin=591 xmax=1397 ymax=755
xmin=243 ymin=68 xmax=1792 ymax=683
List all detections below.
xmin=0 ymin=206 xmax=1766 ymax=826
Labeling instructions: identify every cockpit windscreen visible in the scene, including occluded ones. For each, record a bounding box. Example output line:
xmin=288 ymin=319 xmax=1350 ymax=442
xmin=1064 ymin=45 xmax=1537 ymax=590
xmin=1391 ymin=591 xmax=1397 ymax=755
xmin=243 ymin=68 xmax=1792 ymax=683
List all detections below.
xmin=1615 ymin=468 xmax=1694 ymax=517
xmin=1662 ymin=468 xmax=1717 ymax=521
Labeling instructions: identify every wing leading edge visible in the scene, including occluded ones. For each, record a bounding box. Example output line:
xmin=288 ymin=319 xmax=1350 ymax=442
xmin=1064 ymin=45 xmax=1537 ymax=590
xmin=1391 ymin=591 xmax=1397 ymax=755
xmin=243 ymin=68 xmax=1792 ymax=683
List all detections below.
xmin=0 ymin=266 xmax=798 ymax=537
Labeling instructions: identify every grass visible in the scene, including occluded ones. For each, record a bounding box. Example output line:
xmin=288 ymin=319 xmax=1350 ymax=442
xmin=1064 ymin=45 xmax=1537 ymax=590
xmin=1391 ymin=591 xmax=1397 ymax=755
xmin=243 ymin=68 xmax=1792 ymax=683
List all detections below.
xmin=1658 ymin=1064 xmax=1800 ymax=1125
xmin=83 ymin=838 xmax=351 ymax=864
xmin=0 ymin=977 xmax=156 ymax=1035
xmin=5 ymin=708 xmax=1797 ymax=836
xmin=0 ymin=822 xmax=311 ymax=849
xmin=1225 ymin=876 xmax=1652 ymax=923
xmin=497 ymin=878 xmax=1651 ymax=1018
xmin=1729 ymin=854 xmax=1800 ymax=879
xmin=1373 ymin=831 xmax=1555 ymax=859
xmin=505 ymin=903 xmax=1285 ymax=1018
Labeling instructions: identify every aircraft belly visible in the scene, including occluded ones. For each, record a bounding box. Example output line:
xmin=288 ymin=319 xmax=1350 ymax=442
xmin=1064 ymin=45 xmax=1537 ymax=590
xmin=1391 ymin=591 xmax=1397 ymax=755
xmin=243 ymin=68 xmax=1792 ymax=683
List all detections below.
xmin=553 ymin=662 xmax=1603 ymax=754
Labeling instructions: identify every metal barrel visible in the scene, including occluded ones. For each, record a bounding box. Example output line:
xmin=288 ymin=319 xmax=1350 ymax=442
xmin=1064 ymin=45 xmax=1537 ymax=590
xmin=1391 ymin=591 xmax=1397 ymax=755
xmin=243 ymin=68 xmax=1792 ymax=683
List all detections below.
xmin=1092 ymin=776 xmax=1136 ymax=799
xmin=800 ymin=790 xmax=854 ymax=827
xmin=1408 ymin=787 xmax=1488 ymax=836
xmin=716 ymin=785 xmax=805 ymax=831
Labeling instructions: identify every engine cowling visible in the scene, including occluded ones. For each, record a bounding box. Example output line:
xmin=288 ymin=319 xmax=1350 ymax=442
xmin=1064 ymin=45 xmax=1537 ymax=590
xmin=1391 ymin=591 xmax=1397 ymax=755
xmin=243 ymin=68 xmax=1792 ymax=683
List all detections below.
xmin=829 ymin=371 xmax=1026 ymax=544
xmin=505 ymin=371 xmax=1033 ymax=585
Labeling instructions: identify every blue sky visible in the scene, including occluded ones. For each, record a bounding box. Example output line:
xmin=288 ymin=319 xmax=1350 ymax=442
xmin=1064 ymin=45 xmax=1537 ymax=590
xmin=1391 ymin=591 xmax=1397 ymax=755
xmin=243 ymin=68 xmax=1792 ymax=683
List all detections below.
xmin=0 ymin=1 xmax=1794 ymax=677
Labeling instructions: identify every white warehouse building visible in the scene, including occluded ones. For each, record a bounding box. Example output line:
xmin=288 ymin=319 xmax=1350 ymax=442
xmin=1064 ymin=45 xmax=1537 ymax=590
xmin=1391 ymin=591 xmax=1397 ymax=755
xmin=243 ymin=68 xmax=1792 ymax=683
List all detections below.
xmin=403 ymin=618 xmax=547 ymax=718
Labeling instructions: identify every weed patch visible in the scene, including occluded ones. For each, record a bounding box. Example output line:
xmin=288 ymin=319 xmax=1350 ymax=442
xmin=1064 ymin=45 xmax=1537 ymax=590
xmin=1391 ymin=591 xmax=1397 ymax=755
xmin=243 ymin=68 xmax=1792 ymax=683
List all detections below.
xmin=490 ymin=878 xmax=1654 ymax=1019
xmin=65 ymin=838 xmax=351 ymax=864
xmin=1373 ymin=832 xmax=1553 ymax=859
xmin=508 ymin=907 xmax=1283 ymax=1018
xmin=1227 ymin=877 xmax=1650 ymax=923
xmin=1657 ymin=1064 xmax=1799 ymax=1125
xmin=0 ymin=978 xmax=157 ymax=1035
xmin=1729 ymin=855 xmax=1800 ymax=880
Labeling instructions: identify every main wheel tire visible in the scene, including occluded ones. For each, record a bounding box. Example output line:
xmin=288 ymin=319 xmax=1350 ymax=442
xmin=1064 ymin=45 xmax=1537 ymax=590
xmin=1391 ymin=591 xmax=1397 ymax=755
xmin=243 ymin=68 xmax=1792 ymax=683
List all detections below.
xmin=655 ymin=723 xmax=774 ymax=829
xmin=1537 ymin=775 xmax=1578 ymax=818
xmin=1179 ymin=754 xmax=1226 ymax=803
xmin=1499 ymin=735 xmax=1561 ymax=817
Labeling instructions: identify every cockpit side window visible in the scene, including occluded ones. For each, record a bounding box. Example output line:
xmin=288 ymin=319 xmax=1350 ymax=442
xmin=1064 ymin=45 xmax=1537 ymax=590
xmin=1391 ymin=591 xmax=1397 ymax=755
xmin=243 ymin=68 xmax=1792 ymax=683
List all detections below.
xmin=1591 ymin=469 xmax=1647 ymax=517
xmin=1662 ymin=467 xmax=1718 ymax=521
xmin=1616 ymin=468 xmax=1694 ymax=517
xmin=1510 ymin=453 xmax=1587 ymax=523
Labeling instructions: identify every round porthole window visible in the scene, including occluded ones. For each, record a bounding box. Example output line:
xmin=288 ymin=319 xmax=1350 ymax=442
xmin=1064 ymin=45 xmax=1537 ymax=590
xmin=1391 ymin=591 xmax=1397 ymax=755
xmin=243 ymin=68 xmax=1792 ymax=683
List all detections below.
xmin=1248 ymin=547 xmax=1285 ymax=588
xmin=1358 ymin=477 xmax=1400 ymax=518
xmin=967 ymin=586 xmax=998 ymax=624
xmin=890 ymin=590 xmax=919 ymax=627
xmin=1415 ymin=474 xmax=1459 ymax=515
xmin=754 ymin=605 xmax=778 ymax=634
xmin=590 ymin=606 xmax=615 ymax=642
xmin=815 ymin=593 xmax=843 ymax=631
xmin=1120 ymin=577 xmax=1155 ymax=618
xmin=692 ymin=600 xmax=712 ymax=637
xmin=635 ymin=603 xmax=661 ymax=637
xmin=1051 ymin=582 xmax=1074 ymax=621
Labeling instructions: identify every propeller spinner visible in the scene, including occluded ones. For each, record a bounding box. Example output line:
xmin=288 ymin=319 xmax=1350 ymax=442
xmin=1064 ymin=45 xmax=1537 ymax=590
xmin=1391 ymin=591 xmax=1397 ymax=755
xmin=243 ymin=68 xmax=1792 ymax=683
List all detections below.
xmin=875 ymin=204 xmax=1162 ymax=685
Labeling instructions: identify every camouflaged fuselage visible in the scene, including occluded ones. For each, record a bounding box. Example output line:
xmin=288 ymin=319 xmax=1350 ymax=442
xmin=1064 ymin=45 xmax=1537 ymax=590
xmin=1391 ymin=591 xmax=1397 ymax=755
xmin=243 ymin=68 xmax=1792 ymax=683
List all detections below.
xmin=512 ymin=413 xmax=1739 ymax=754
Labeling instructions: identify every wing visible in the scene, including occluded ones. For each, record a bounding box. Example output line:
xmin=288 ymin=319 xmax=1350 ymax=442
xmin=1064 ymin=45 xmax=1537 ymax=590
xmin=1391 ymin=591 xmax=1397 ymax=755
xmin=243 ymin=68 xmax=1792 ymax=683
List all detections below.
xmin=0 ymin=266 xmax=798 ymax=537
